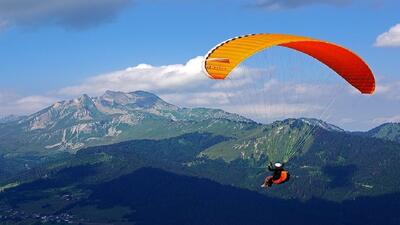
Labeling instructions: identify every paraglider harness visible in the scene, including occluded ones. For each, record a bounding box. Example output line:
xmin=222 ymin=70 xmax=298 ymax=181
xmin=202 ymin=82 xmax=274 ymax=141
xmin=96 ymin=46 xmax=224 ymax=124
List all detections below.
xmin=263 ymin=162 xmax=290 ymax=187
xmin=272 ymin=170 xmax=289 ymax=184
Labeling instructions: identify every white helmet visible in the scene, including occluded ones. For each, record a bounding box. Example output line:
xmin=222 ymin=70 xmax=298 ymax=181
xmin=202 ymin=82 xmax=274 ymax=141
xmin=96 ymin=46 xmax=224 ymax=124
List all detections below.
xmin=274 ymin=162 xmax=282 ymax=168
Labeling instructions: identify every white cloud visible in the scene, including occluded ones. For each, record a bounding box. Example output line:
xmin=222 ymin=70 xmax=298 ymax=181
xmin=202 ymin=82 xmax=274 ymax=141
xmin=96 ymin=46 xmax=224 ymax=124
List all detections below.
xmin=224 ymin=103 xmax=324 ymax=121
xmin=161 ymin=91 xmax=232 ymax=107
xmin=374 ymin=80 xmax=400 ymax=100
xmin=3 ymin=56 xmax=333 ymax=123
xmin=375 ymin=23 xmax=400 ymax=47
xmin=59 ymin=56 xmax=207 ymax=96
xmin=16 ymin=95 xmax=55 ymax=106
xmin=1 ymin=56 xmax=399 ymax=131
xmin=0 ymin=91 xmax=56 ymax=117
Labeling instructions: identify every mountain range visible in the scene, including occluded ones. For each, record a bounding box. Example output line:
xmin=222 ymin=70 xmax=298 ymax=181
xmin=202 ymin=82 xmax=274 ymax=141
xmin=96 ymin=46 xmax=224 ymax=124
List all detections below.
xmin=0 ymin=90 xmax=400 ymax=224
xmin=0 ymin=91 xmax=253 ymax=155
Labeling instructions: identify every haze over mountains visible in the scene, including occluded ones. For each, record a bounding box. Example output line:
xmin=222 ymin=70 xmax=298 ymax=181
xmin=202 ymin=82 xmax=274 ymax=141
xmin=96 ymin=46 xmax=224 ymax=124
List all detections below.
xmin=0 ymin=90 xmax=252 ymax=154
xmin=1 ymin=90 xmax=397 ymax=155
xmin=0 ymin=90 xmax=399 ymax=179
xmin=1 ymin=91 xmax=400 ymax=224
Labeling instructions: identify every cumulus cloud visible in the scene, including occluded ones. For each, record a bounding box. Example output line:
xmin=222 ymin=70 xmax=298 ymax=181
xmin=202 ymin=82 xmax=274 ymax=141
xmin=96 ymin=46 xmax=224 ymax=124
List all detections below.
xmin=56 ymin=56 xmax=336 ymax=123
xmin=58 ymin=56 xmax=208 ymax=96
xmin=0 ymin=0 xmax=133 ymax=30
xmin=375 ymin=23 xmax=400 ymax=47
xmin=2 ymin=56 xmax=399 ymax=131
xmin=374 ymin=79 xmax=400 ymax=100
xmin=249 ymin=0 xmax=351 ymax=10
xmin=0 ymin=91 xmax=57 ymax=117
xmin=224 ymin=103 xmax=324 ymax=120
xmin=3 ymin=56 xmax=332 ymax=123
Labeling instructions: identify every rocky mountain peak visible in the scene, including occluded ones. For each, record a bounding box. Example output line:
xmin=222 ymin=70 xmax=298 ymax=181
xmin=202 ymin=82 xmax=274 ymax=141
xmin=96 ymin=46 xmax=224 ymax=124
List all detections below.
xmin=77 ymin=94 xmax=92 ymax=103
xmin=272 ymin=118 xmax=344 ymax=132
xmin=101 ymin=90 xmax=132 ymax=104
xmin=366 ymin=122 xmax=400 ymax=143
xmin=99 ymin=90 xmax=175 ymax=110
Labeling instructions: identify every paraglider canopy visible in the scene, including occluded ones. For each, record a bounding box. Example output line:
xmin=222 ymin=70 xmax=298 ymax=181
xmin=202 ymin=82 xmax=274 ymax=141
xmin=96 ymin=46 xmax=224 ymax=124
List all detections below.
xmin=203 ymin=33 xmax=375 ymax=94
xmin=202 ymin=33 xmax=376 ymax=164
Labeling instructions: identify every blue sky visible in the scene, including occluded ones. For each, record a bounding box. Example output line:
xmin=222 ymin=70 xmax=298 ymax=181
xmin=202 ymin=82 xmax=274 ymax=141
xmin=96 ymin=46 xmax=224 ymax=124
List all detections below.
xmin=0 ymin=0 xmax=399 ymax=130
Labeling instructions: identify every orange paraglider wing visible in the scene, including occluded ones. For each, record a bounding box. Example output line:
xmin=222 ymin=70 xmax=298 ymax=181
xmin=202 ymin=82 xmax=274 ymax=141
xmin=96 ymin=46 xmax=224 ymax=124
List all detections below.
xmin=203 ymin=34 xmax=375 ymax=94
